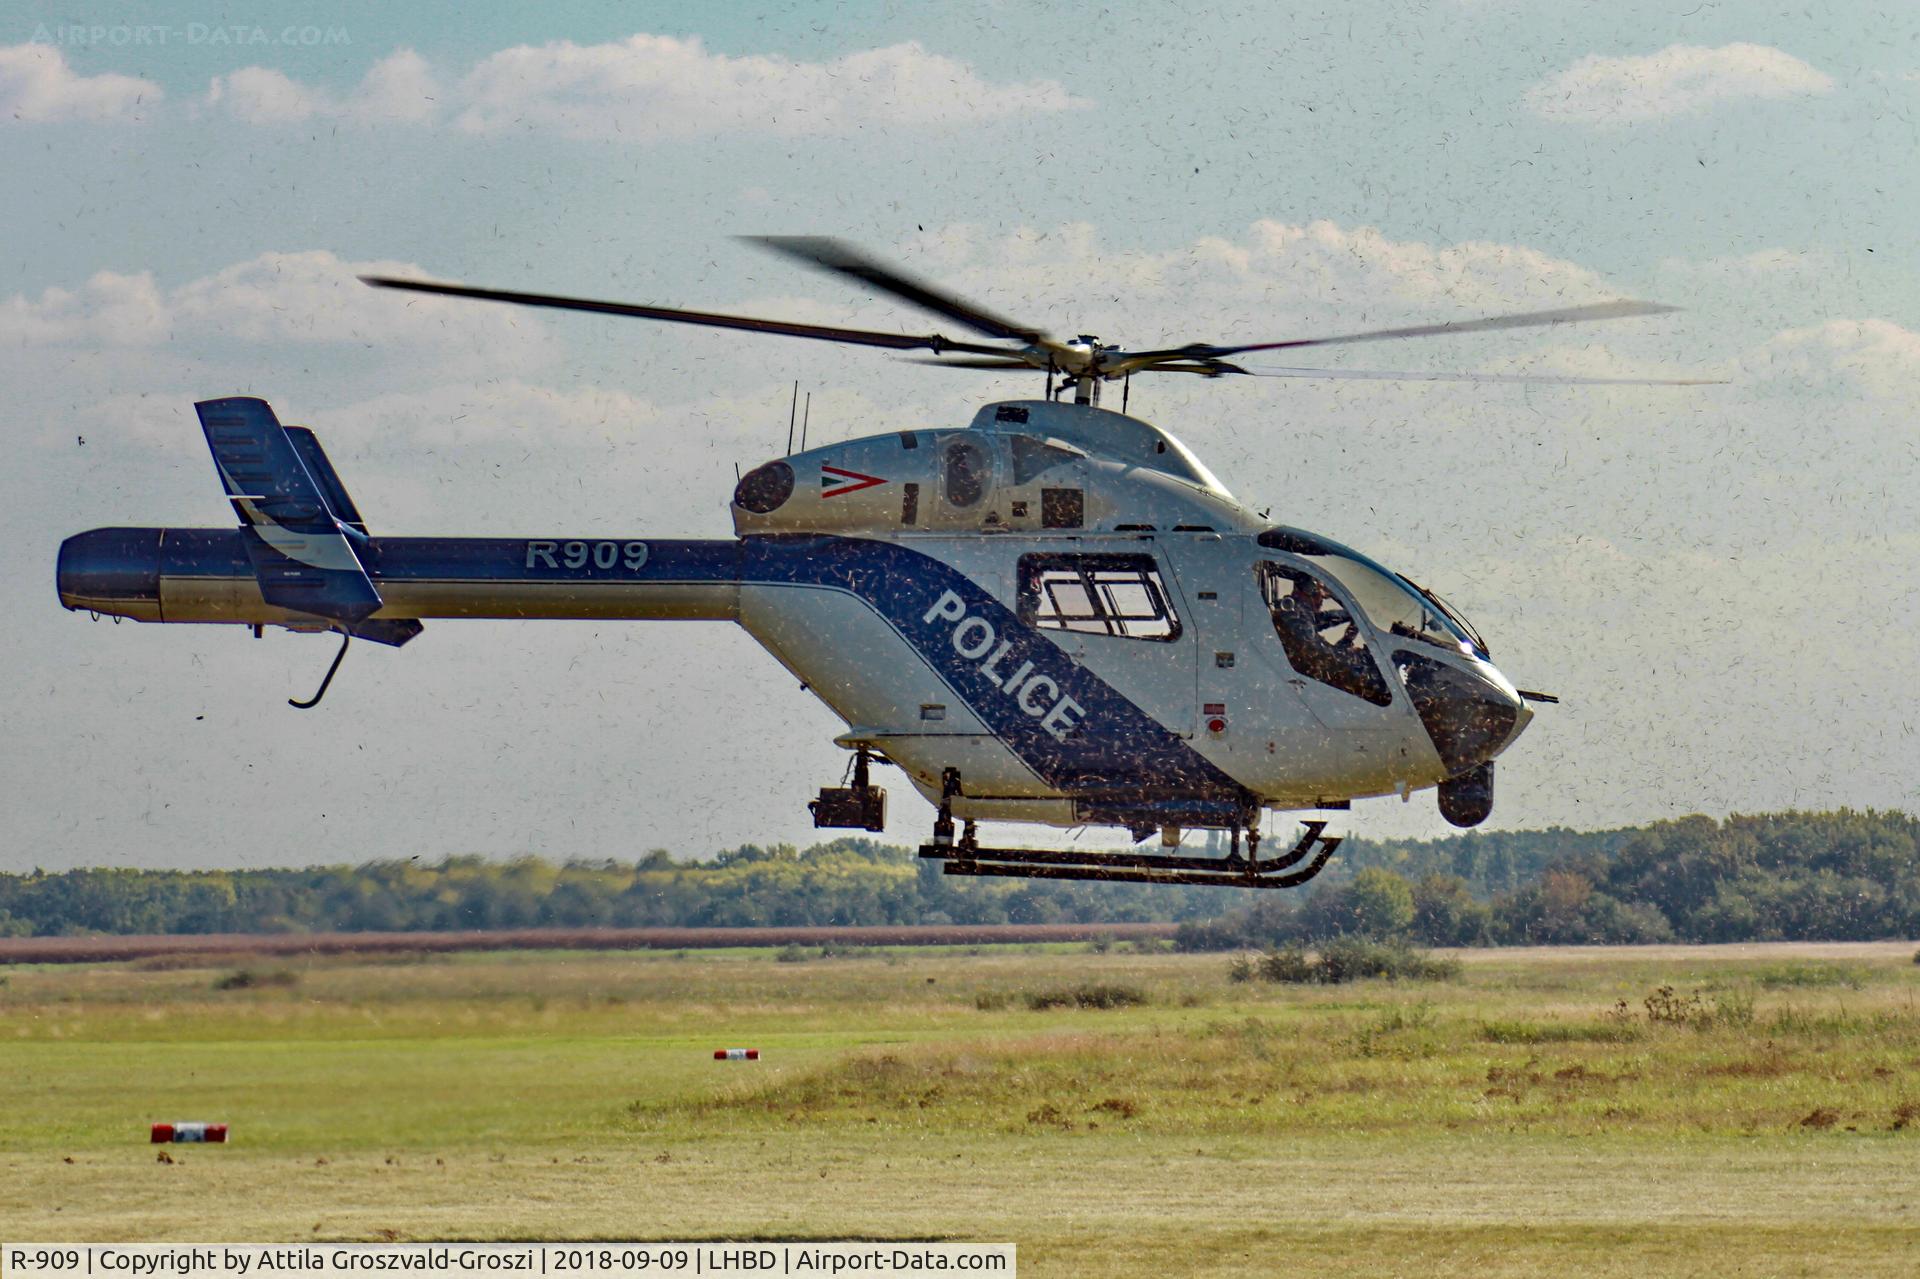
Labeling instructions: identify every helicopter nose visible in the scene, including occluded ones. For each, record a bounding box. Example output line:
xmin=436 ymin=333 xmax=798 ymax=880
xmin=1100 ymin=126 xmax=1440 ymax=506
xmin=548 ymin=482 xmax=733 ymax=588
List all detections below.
xmin=1395 ymin=651 xmax=1529 ymax=775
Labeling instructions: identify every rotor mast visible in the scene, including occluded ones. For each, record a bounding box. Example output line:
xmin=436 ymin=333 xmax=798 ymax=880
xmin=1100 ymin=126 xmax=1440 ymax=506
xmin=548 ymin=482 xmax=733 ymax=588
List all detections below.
xmin=1055 ymin=337 xmax=1108 ymax=407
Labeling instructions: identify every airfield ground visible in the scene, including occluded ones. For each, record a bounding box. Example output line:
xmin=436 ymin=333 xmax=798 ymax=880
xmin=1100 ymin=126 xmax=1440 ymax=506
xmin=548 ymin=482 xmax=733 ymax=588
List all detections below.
xmin=2 ymin=941 xmax=1917 ymax=1275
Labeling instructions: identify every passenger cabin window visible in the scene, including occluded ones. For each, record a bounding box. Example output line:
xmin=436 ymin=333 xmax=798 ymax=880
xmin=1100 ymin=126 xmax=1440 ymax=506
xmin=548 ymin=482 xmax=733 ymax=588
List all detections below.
xmin=1019 ymin=553 xmax=1181 ymax=642
xmin=1259 ymin=563 xmax=1393 ymax=706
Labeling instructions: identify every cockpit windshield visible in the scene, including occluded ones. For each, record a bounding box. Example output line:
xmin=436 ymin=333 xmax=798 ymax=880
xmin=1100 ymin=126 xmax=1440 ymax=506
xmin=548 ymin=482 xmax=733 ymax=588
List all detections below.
xmin=1257 ymin=528 xmax=1487 ymax=659
xmin=1410 ymin=583 xmax=1488 ymax=657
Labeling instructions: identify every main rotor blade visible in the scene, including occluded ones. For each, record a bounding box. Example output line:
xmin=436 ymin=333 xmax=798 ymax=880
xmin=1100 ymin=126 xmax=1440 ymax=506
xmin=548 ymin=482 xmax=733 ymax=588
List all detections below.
xmin=1130 ymin=359 xmax=1723 ymax=385
xmin=744 ymin=236 xmax=1047 ymax=344
xmin=359 ymin=276 xmax=1015 ymax=357
xmin=1118 ymin=300 xmax=1681 ymax=367
xmin=1224 ymin=363 xmax=1727 ymax=386
xmin=903 ymin=356 xmax=1046 ymax=370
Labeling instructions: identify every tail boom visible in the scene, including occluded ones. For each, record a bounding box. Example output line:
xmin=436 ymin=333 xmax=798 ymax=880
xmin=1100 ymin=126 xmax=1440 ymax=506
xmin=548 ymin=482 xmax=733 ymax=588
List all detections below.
xmin=57 ymin=530 xmax=743 ymax=628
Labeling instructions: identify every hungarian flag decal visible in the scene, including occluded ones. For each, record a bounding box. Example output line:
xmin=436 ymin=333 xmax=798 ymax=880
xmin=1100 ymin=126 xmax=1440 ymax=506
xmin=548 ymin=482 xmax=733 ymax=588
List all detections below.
xmin=821 ymin=463 xmax=886 ymax=498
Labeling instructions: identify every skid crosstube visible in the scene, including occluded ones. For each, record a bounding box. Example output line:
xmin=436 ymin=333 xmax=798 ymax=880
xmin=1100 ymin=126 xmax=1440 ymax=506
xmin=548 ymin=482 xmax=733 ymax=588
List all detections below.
xmin=918 ymin=821 xmax=1341 ymax=889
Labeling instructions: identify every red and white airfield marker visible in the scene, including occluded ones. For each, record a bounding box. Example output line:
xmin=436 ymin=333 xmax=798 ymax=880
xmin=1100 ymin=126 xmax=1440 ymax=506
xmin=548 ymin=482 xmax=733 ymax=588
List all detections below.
xmin=713 ymin=1048 xmax=760 ymax=1061
xmin=151 ymin=1122 xmax=228 ymax=1143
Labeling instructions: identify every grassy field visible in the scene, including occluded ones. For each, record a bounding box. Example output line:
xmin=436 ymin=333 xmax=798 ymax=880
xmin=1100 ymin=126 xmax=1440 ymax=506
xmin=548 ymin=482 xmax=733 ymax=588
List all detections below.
xmin=2 ymin=941 xmax=1918 ymax=1275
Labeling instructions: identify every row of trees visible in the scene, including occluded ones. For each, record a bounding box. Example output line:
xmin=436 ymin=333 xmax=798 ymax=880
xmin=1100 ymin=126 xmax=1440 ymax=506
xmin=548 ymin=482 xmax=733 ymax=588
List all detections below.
xmin=0 ymin=839 xmax=1223 ymax=937
xmin=2 ymin=811 xmax=1914 ymax=943
xmin=1309 ymin=825 xmax=1636 ymax=898
xmin=1178 ymin=809 xmax=1920 ymax=949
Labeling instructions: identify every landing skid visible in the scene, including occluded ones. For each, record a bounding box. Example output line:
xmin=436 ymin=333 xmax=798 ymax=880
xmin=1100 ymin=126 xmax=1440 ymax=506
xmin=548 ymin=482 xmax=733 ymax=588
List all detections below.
xmin=919 ymin=820 xmax=1342 ymax=889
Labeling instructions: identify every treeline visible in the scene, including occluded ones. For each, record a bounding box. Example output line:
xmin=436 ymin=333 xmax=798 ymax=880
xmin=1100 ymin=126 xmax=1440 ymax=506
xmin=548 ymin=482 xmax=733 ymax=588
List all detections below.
xmin=1318 ymin=825 xmax=1637 ymax=898
xmin=1178 ymin=809 xmax=1920 ymax=950
xmin=1 ymin=811 xmax=1915 ymax=943
xmin=0 ymin=839 xmax=1223 ymax=938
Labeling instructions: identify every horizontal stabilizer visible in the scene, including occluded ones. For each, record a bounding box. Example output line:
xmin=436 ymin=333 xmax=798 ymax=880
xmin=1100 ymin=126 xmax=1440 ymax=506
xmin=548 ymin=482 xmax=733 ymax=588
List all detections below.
xmin=345 ymin=617 xmax=424 ymax=646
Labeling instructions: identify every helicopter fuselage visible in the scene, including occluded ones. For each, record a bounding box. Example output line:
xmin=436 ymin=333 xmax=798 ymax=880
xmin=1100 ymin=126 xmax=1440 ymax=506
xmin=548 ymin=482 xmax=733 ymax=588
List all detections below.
xmin=58 ymin=397 xmax=1533 ymax=838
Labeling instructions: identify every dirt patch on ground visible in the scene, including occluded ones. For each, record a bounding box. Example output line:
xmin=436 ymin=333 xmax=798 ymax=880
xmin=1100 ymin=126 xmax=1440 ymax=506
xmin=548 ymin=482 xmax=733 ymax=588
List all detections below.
xmin=0 ymin=922 xmax=1178 ymax=965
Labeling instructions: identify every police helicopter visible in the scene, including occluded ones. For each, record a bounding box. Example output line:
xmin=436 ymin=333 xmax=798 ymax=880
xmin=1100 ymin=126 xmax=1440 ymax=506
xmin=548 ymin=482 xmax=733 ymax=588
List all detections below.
xmin=56 ymin=238 xmax=1715 ymax=888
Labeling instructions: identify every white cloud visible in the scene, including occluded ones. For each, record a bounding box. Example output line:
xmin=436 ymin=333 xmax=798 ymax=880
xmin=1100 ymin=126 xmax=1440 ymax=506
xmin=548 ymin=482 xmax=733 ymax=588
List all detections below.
xmin=453 ymin=35 xmax=1084 ymax=139
xmin=196 ymin=35 xmax=1079 ymax=138
xmin=1526 ymin=43 xmax=1833 ymax=125
xmin=1741 ymin=318 xmax=1920 ymax=398
xmin=1202 ymin=219 xmax=1615 ymax=316
xmin=0 ymin=249 xmax=555 ymax=370
xmin=203 ymin=50 xmax=440 ymax=125
xmin=204 ymin=66 xmax=323 ymax=124
xmin=0 ymin=43 xmax=159 ymax=123
xmin=0 ymin=269 xmax=168 ymax=344
xmin=350 ymin=49 xmax=439 ymax=125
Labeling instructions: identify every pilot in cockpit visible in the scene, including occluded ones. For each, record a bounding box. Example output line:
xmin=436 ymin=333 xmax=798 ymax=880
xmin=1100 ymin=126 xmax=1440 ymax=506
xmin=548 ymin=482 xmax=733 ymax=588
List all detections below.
xmin=1271 ymin=571 xmax=1376 ymax=695
xmin=1289 ymin=578 xmax=1359 ymax=647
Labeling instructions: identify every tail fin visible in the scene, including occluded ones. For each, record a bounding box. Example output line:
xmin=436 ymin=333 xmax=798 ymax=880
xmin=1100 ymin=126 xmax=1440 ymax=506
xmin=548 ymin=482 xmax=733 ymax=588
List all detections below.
xmin=284 ymin=426 xmax=368 ymax=533
xmin=195 ymin=397 xmax=421 ymax=647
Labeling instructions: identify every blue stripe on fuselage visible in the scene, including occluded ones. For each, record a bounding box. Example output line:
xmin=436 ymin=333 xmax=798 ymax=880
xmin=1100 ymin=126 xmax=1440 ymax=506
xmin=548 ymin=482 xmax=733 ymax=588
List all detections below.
xmin=156 ymin=531 xmax=1249 ymax=806
xmin=735 ymin=537 xmax=1248 ymax=805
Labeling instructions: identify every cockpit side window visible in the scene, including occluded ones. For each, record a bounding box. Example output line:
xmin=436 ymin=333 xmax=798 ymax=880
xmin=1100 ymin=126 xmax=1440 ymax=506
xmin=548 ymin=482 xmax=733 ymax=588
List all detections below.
xmin=1259 ymin=562 xmax=1394 ymax=706
xmin=1019 ymin=553 xmax=1182 ymax=641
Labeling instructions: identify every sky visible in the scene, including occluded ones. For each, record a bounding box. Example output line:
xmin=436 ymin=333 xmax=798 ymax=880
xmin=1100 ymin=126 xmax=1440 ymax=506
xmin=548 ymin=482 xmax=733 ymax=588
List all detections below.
xmin=3 ymin=0 xmax=1916 ymax=870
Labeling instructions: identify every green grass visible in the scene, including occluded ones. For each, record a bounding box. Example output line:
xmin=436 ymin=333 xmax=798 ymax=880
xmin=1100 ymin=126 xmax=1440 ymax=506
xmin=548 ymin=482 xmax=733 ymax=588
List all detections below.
xmin=1746 ymin=961 xmax=1870 ymax=990
xmin=2 ymin=942 xmax=1919 ymax=1275
xmin=1478 ymin=1018 xmax=1643 ymax=1044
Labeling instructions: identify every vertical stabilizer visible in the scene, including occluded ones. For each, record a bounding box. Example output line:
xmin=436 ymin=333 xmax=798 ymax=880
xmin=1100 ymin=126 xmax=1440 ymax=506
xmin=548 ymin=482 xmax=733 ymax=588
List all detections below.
xmin=194 ymin=397 xmax=420 ymax=646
